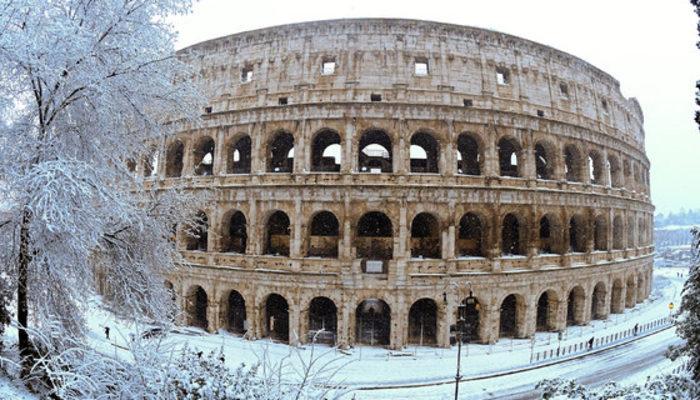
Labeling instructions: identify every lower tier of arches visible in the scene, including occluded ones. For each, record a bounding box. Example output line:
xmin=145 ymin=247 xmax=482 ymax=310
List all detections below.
xmin=167 ymin=257 xmax=653 ymax=349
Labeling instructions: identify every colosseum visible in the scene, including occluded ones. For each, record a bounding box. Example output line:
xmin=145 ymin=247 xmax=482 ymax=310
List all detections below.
xmin=142 ymin=19 xmax=654 ymax=349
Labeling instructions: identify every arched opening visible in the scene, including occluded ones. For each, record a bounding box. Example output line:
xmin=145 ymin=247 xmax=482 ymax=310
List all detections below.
xmin=625 ymin=275 xmax=637 ymax=308
xmin=356 ymin=212 xmax=393 ymax=263
xmin=221 ymin=210 xmax=247 ymax=253
xmin=408 ymin=298 xmax=438 ymax=345
xmin=227 ymin=135 xmax=251 ymax=174
xmin=627 ymin=216 xmax=636 ymax=248
xmin=358 ymin=130 xmax=392 ymax=173
xmin=226 ymin=290 xmax=246 ymax=334
xmin=265 ymin=211 xmax=290 ymax=256
xmin=613 ymin=216 xmax=624 ymax=250
xmin=564 ymin=145 xmax=583 ymax=182
xmin=638 ymin=218 xmax=645 ymax=246
xmin=501 ymin=213 xmax=522 ymax=255
xmin=611 ymin=279 xmax=624 ymax=313
xmin=410 ymin=213 xmax=441 ymax=259
xmin=609 ymin=155 xmax=622 ymax=188
xmin=594 ymin=215 xmax=608 ymax=251
xmin=165 ymin=140 xmax=184 ymax=177
xmin=539 ymin=215 xmax=560 ymax=254
xmin=589 ymin=151 xmax=604 ymax=184
xmin=311 ymin=130 xmax=342 ymax=172
xmin=356 ymin=299 xmax=391 ymax=346
xmin=499 ymin=294 xmax=521 ymax=338
xmin=410 ymin=132 xmax=439 ymax=173
xmin=308 ymin=211 xmax=339 ymax=258
xmin=457 ymin=213 xmax=483 ymax=257
xmin=186 ymin=286 xmax=208 ymax=330
xmin=456 ymin=133 xmax=481 ymax=175
xmin=142 ymin=147 xmax=159 ymax=178
xmin=498 ymin=137 xmax=521 ymax=177
xmin=536 ymin=290 xmax=558 ymax=331
xmin=193 ymin=136 xmax=215 ymax=176
xmin=308 ymin=297 xmax=337 ymax=344
xmin=535 ymin=142 xmax=554 ymax=180
xmin=459 ymin=296 xmax=481 ymax=342
xmin=591 ymin=283 xmax=607 ymax=320
xmin=267 ymin=132 xmax=295 ymax=173
xmin=264 ymin=294 xmax=289 ymax=342
xmin=569 ymin=214 xmax=587 ymax=253
xmin=566 ymin=286 xmax=586 ymax=326
xmin=185 ymin=211 xmax=208 ymax=251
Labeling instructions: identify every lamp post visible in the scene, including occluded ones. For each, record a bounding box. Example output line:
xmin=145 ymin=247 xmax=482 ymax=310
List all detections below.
xmin=454 ymin=290 xmax=476 ymax=400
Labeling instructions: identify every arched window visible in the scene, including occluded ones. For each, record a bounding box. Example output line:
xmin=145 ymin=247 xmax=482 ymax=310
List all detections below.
xmin=536 ymin=290 xmax=558 ymax=331
xmin=358 ymin=130 xmax=392 ymax=173
xmin=193 ymin=136 xmax=215 ymax=176
xmin=356 ymin=212 xmax=393 ymax=262
xmin=539 ymin=215 xmax=560 ymax=254
xmin=456 ymin=134 xmax=481 ymax=175
xmin=564 ymin=145 xmax=583 ymax=182
xmin=308 ymin=211 xmax=339 ymax=258
xmin=457 ymin=213 xmax=483 ymax=257
xmin=267 ymin=132 xmax=295 ymax=173
xmin=589 ymin=151 xmax=604 ymax=184
xmin=608 ymin=155 xmax=622 ymax=188
xmin=165 ymin=140 xmax=184 ymax=177
xmin=498 ymin=137 xmax=521 ymax=177
xmin=227 ymin=135 xmax=251 ymax=174
xmin=264 ymin=294 xmax=289 ymax=342
xmin=221 ymin=210 xmax=247 ymax=253
xmin=225 ymin=290 xmax=246 ymax=334
xmin=410 ymin=213 xmax=441 ymax=258
xmin=186 ymin=285 xmax=208 ymax=330
xmin=566 ymin=286 xmax=586 ymax=325
xmin=613 ymin=216 xmax=624 ymax=250
xmin=410 ymin=132 xmax=439 ymax=173
xmin=499 ymin=294 xmax=522 ymax=338
xmin=591 ymin=283 xmax=607 ymax=320
xmin=185 ymin=211 xmax=208 ymax=251
xmin=535 ymin=142 xmax=554 ymax=180
xmin=594 ymin=215 xmax=608 ymax=251
xmin=265 ymin=211 xmax=290 ymax=256
xmin=311 ymin=130 xmax=342 ymax=172
xmin=501 ymin=214 xmax=522 ymax=255
xmin=611 ymin=279 xmax=624 ymax=313
xmin=569 ymin=214 xmax=587 ymax=253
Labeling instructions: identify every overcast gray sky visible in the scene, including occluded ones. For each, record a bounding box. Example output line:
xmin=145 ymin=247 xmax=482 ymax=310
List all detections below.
xmin=171 ymin=0 xmax=700 ymax=215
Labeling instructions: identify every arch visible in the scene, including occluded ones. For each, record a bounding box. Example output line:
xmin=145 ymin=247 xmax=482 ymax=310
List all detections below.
xmin=185 ymin=210 xmax=209 ymax=251
xmin=459 ymin=296 xmax=481 ymax=342
xmin=611 ymin=279 xmax=624 ymax=313
xmin=264 ymin=211 xmax=290 ymax=256
xmin=225 ymin=290 xmax=246 ymax=334
xmin=142 ymin=146 xmax=158 ymax=177
xmin=594 ymin=215 xmax=608 ymax=251
xmin=264 ymin=293 xmax=289 ymax=342
xmin=608 ymin=155 xmax=623 ymax=188
xmin=591 ymin=282 xmax=607 ymax=320
xmin=564 ymin=144 xmax=583 ymax=182
xmin=308 ymin=297 xmax=337 ymax=344
xmin=497 ymin=137 xmax=521 ymax=177
xmin=219 ymin=210 xmax=246 ymax=253
xmin=227 ymin=135 xmax=251 ymax=174
xmin=165 ymin=140 xmax=184 ymax=177
xmin=308 ymin=211 xmax=339 ymax=258
xmin=638 ymin=218 xmax=645 ymax=246
xmin=356 ymin=299 xmax=391 ymax=346
xmin=566 ymin=286 xmax=586 ymax=325
xmin=588 ymin=151 xmax=604 ymax=185
xmin=311 ymin=129 xmax=342 ymax=172
xmin=613 ymin=216 xmax=624 ymax=250
xmin=186 ymin=285 xmax=208 ymax=330
xmin=534 ymin=141 xmax=555 ymax=180
xmin=625 ymin=275 xmax=637 ymax=308
xmin=358 ymin=129 xmax=392 ymax=173
xmin=410 ymin=132 xmax=439 ymax=173
xmin=267 ymin=131 xmax=295 ymax=173
xmin=627 ymin=215 xmax=636 ymax=248
xmin=356 ymin=212 xmax=393 ymax=261
xmin=410 ymin=212 xmax=441 ymax=259
xmin=536 ymin=290 xmax=559 ymax=331
xmin=408 ymin=298 xmax=438 ymax=345
xmin=539 ymin=214 xmax=562 ymax=254
xmin=501 ymin=213 xmax=523 ymax=255
xmin=456 ymin=133 xmax=482 ymax=175
xmin=636 ymin=274 xmax=645 ymax=303
xmin=457 ymin=212 xmax=484 ymax=257
xmin=499 ymin=294 xmax=523 ymax=338
xmin=193 ymin=136 xmax=215 ymax=176
xmin=569 ymin=214 xmax=587 ymax=253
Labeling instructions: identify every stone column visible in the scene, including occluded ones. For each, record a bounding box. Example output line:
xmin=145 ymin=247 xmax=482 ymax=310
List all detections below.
xmin=483 ymin=132 xmax=498 ymax=177
xmin=294 ymin=120 xmax=307 ymax=174
xmin=343 ymin=119 xmax=354 ymax=173
xmin=523 ymin=148 xmax=536 ymax=180
xmin=207 ymin=300 xmax=221 ymax=333
xmin=214 ymin=128 xmax=226 ymax=175
xmin=289 ymin=303 xmax=301 ymax=346
xmin=182 ymin=139 xmax=194 ymax=177
xmin=252 ymin=123 xmax=265 ymax=174
xmin=480 ymin=305 xmax=499 ymax=344
xmin=444 ymin=120 xmax=456 ymax=176
xmin=390 ymin=295 xmax=406 ymax=350
xmin=291 ymin=197 xmax=303 ymax=258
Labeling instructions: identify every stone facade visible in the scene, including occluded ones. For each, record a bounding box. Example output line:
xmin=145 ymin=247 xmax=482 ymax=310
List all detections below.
xmin=143 ymin=19 xmax=653 ymax=349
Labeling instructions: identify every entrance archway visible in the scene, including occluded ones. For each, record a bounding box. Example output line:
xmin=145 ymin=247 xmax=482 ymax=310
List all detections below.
xmin=226 ymin=290 xmax=246 ymax=334
xmin=308 ymin=297 xmax=337 ymax=344
xmin=356 ymin=299 xmax=391 ymax=346
xmin=265 ymin=294 xmax=289 ymax=342
xmin=187 ymin=286 xmax=208 ymax=330
xmin=407 ymin=298 xmax=437 ymax=345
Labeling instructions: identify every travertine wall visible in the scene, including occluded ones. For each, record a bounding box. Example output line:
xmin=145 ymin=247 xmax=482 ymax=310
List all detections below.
xmin=145 ymin=19 xmax=654 ymax=349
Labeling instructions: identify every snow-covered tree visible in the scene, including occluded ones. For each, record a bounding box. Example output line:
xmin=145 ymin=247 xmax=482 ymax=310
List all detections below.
xmin=0 ymin=0 xmax=204 ymax=377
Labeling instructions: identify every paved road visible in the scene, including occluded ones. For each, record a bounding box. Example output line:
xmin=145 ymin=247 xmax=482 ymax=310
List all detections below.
xmin=355 ymin=328 xmax=681 ymax=399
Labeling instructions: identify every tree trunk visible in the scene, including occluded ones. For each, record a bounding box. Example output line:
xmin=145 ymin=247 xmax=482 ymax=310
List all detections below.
xmin=18 ymin=208 xmax=32 ymax=378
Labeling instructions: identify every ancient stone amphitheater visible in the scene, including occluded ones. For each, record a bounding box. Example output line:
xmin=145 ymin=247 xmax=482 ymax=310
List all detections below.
xmin=145 ymin=19 xmax=654 ymax=349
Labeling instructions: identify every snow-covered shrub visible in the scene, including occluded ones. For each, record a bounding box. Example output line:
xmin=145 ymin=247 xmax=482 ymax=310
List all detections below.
xmin=536 ymin=374 xmax=700 ymax=399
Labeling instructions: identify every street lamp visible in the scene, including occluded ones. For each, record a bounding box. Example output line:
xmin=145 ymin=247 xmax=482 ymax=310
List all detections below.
xmin=454 ymin=290 xmax=477 ymax=400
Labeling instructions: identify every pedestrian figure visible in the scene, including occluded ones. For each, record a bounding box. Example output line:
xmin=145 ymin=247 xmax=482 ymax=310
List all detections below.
xmin=633 ymin=323 xmax=639 ymax=336
xmin=588 ymin=336 xmax=594 ymax=350
xmin=104 ymin=326 xmax=110 ymax=340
